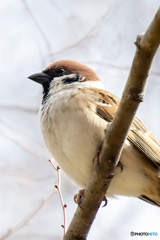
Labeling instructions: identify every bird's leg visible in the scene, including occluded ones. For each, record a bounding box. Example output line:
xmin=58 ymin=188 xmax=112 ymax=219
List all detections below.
xmin=92 ymin=146 xmax=108 ymax=207
xmin=92 ymin=146 xmax=102 ymax=168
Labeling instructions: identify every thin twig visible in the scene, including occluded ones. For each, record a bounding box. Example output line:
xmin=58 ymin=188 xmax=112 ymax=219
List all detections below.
xmin=0 ymin=118 xmax=47 ymax=161
xmin=22 ymin=0 xmax=51 ymax=54
xmin=49 ymin=1 xmax=125 ymax=58
xmin=0 ymin=191 xmax=56 ymax=240
xmin=0 ymin=104 xmax=38 ymax=113
xmin=49 ymin=159 xmax=67 ymax=235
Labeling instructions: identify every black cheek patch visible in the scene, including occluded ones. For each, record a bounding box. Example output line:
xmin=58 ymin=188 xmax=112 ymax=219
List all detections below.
xmin=63 ymin=74 xmax=80 ymax=84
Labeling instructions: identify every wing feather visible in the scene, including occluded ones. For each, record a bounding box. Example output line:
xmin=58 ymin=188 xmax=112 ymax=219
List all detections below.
xmin=89 ymin=87 xmax=160 ymax=167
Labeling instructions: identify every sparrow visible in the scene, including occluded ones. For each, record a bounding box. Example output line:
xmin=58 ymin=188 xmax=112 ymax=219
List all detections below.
xmin=28 ymin=60 xmax=160 ymax=207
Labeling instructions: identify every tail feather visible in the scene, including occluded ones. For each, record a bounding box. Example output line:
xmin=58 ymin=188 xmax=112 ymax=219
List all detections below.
xmin=139 ymin=195 xmax=160 ymax=207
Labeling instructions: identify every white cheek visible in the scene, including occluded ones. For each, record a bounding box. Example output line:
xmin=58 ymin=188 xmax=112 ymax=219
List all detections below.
xmin=80 ymin=80 xmax=104 ymax=89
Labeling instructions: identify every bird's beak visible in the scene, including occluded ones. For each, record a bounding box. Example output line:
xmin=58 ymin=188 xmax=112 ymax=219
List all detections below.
xmin=28 ymin=72 xmax=51 ymax=85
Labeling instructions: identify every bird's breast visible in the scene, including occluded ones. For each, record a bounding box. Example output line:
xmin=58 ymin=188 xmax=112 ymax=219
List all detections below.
xmin=39 ymin=88 xmax=107 ymax=187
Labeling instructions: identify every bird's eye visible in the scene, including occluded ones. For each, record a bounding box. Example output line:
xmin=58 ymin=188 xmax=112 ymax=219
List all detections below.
xmin=56 ymin=68 xmax=65 ymax=74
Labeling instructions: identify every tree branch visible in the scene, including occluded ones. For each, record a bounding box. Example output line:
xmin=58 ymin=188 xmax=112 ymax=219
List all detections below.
xmin=63 ymin=6 xmax=160 ymax=240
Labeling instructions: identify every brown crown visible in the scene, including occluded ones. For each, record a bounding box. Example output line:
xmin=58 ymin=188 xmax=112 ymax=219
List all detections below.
xmin=43 ymin=60 xmax=101 ymax=82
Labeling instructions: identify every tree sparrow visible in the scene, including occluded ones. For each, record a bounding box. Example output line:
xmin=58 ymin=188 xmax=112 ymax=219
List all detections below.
xmin=28 ymin=60 xmax=160 ymax=207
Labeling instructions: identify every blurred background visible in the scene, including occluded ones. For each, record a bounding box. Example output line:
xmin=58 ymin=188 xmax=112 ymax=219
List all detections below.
xmin=0 ymin=0 xmax=160 ymax=239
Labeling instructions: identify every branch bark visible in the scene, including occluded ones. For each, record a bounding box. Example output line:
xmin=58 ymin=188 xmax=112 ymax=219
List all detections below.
xmin=63 ymin=6 xmax=160 ymax=240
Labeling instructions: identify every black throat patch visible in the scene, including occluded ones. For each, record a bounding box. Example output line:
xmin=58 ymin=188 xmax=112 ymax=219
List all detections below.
xmin=42 ymin=81 xmax=51 ymax=105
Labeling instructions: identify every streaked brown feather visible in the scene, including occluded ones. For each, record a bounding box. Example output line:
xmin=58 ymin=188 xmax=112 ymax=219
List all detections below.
xmin=128 ymin=118 xmax=160 ymax=166
xmin=89 ymin=87 xmax=160 ymax=167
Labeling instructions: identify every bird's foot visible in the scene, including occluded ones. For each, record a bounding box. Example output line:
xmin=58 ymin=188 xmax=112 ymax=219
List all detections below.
xmin=74 ymin=189 xmax=85 ymax=207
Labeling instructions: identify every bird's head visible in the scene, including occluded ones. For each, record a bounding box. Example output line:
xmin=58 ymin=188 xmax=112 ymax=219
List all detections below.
xmin=28 ymin=60 xmax=103 ymax=102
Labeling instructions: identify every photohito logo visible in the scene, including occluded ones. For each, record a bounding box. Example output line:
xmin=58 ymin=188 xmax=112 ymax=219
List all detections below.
xmin=130 ymin=232 xmax=158 ymax=237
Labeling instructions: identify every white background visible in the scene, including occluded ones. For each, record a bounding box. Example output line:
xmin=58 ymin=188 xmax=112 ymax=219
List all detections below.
xmin=0 ymin=0 xmax=160 ymax=239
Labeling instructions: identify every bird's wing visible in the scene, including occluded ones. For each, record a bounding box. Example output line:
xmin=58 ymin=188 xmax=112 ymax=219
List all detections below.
xmin=87 ymin=87 xmax=160 ymax=167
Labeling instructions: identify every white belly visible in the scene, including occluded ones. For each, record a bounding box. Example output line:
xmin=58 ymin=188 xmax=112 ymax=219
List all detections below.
xmin=39 ymin=89 xmax=149 ymax=198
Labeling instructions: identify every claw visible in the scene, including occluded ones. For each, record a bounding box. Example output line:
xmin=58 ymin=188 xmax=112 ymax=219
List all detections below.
xmin=102 ymin=196 xmax=108 ymax=207
xmin=117 ymin=162 xmax=123 ymax=173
